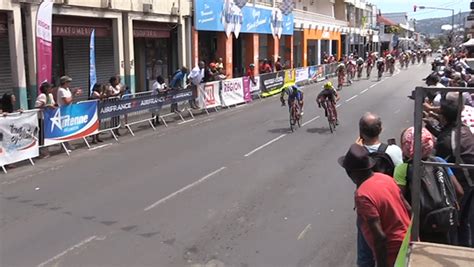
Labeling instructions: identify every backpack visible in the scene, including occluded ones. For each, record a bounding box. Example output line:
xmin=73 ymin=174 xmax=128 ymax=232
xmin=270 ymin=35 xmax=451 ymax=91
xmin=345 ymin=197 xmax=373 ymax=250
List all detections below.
xmin=367 ymin=143 xmax=395 ymax=176
xmin=406 ymin=157 xmax=458 ymax=233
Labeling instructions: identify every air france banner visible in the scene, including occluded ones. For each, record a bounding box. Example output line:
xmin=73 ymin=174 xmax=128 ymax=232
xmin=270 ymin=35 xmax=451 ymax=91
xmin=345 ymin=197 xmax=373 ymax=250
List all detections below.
xmin=98 ymin=88 xmax=194 ymax=119
xmin=221 ymin=78 xmax=245 ymax=106
xmin=198 ymin=81 xmax=221 ymax=109
xmin=43 ymin=102 xmax=99 ymax=146
xmin=194 ymin=0 xmax=293 ymax=38
xmin=0 ymin=112 xmax=39 ymax=166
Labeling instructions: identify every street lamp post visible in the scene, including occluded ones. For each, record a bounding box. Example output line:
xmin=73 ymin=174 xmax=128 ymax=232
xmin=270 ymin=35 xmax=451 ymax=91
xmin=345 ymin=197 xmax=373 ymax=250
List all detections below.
xmin=419 ymin=6 xmax=455 ymax=47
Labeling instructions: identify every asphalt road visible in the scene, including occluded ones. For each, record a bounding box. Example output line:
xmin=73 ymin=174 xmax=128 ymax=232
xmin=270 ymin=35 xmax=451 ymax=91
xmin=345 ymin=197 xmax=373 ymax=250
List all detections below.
xmin=1 ymin=62 xmax=431 ymax=267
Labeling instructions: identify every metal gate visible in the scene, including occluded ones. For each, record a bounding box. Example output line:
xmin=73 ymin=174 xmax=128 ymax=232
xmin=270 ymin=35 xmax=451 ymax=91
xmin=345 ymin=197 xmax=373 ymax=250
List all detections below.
xmin=0 ymin=37 xmax=13 ymax=96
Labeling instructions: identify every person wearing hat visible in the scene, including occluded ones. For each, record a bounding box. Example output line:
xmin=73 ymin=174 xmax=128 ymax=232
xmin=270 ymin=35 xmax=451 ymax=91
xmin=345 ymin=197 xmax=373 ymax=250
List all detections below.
xmin=339 ymin=144 xmax=410 ymax=267
xmin=275 ymin=56 xmax=283 ymax=71
xmin=57 ymin=75 xmax=82 ymax=107
xmin=246 ymin=63 xmax=256 ymax=86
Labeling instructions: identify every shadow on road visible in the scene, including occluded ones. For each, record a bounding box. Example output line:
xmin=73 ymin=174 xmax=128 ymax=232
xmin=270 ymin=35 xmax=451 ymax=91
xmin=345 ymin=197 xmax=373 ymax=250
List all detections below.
xmin=306 ymin=127 xmax=332 ymax=134
xmin=268 ymin=128 xmax=291 ymax=134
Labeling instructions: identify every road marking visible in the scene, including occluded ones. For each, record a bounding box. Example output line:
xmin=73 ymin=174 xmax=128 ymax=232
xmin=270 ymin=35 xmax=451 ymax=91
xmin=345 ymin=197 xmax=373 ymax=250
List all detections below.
xmin=144 ymin=167 xmax=227 ymax=211
xmin=244 ymin=134 xmax=287 ymax=157
xmin=301 ymin=116 xmax=320 ymax=127
xmin=369 ymin=84 xmax=377 ymax=88
xmin=88 ymin=144 xmax=112 ymax=151
xmin=37 ymin=235 xmax=99 ymax=267
xmin=360 ymin=88 xmax=369 ymax=94
xmin=345 ymin=95 xmax=358 ymax=102
xmin=297 ymin=224 xmax=312 ymax=240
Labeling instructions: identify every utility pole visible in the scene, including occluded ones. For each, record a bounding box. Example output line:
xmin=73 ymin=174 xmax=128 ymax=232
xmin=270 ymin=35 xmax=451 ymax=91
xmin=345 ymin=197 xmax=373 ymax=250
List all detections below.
xmin=417 ymin=6 xmax=455 ymax=47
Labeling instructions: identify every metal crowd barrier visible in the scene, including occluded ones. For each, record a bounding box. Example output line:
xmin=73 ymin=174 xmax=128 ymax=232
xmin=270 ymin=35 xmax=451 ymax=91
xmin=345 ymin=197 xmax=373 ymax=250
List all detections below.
xmin=119 ymin=91 xmax=158 ymax=136
xmin=412 ymin=86 xmax=474 ymax=241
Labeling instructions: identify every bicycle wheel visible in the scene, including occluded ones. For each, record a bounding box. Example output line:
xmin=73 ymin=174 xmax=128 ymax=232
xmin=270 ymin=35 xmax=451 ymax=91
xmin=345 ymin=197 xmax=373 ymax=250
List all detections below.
xmin=297 ymin=115 xmax=301 ymax=128
xmin=289 ymin=113 xmax=295 ymax=132
xmin=328 ymin=119 xmax=333 ymax=133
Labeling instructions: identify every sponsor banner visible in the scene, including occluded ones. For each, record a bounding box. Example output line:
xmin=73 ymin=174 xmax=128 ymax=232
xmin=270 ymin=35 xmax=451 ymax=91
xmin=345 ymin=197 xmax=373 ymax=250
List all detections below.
xmin=0 ymin=112 xmax=39 ymax=166
xmin=221 ymin=78 xmax=245 ymax=106
xmin=324 ymin=63 xmax=337 ymax=77
xmin=260 ymin=71 xmax=285 ymax=96
xmin=99 ymin=88 xmax=194 ymax=119
xmin=89 ymin=29 xmax=97 ymax=95
xmin=295 ymin=67 xmax=309 ymax=83
xmin=44 ymin=102 xmax=99 ymax=146
xmin=250 ymin=76 xmax=260 ymax=93
xmin=242 ymin=77 xmax=253 ymax=102
xmin=309 ymin=65 xmax=325 ymax=82
xmin=36 ymin=0 xmax=53 ymax=91
xmin=284 ymin=69 xmax=296 ymax=85
xmin=194 ymin=0 xmax=293 ymax=37
xmin=197 ymin=81 xmax=221 ymax=109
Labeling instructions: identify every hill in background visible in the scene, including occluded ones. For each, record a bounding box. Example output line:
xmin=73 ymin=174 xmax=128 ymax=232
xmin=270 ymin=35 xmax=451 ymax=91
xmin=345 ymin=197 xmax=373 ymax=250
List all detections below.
xmin=416 ymin=11 xmax=469 ymax=36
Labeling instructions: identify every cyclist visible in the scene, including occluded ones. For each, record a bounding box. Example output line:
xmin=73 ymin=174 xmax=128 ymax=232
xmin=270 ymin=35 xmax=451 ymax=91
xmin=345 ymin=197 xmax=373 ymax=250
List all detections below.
xmin=376 ymin=56 xmax=385 ymax=80
xmin=317 ymin=82 xmax=340 ymax=125
xmin=281 ymin=85 xmax=304 ymax=116
xmin=366 ymin=54 xmax=374 ymax=79
xmin=336 ymin=58 xmax=346 ymax=90
xmin=356 ymin=56 xmax=365 ymax=79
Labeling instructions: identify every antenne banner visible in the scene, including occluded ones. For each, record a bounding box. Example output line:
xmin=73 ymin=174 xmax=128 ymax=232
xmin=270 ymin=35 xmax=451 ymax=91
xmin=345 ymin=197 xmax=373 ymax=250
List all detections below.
xmin=0 ymin=112 xmax=40 ymax=166
xmin=36 ymin=0 xmax=53 ymax=91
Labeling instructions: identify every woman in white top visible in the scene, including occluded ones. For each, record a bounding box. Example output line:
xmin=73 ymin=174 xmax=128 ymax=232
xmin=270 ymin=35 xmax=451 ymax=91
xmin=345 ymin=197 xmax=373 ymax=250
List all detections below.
xmin=35 ymin=82 xmax=56 ymax=158
xmin=151 ymin=75 xmax=168 ymax=126
xmin=90 ymin=83 xmax=107 ymax=143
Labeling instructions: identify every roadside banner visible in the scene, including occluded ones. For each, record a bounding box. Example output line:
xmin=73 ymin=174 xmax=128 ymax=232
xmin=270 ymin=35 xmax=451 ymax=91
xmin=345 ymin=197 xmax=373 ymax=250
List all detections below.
xmin=260 ymin=71 xmax=285 ymax=97
xmin=250 ymin=76 xmax=260 ymax=93
xmin=295 ymin=67 xmax=309 ymax=83
xmin=43 ymin=102 xmax=99 ymax=146
xmin=242 ymin=77 xmax=253 ymax=102
xmin=284 ymin=69 xmax=296 ymax=85
xmin=221 ymin=78 xmax=245 ymax=106
xmin=89 ymin=29 xmax=97 ymax=96
xmin=309 ymin=65 xmax=325 ymax=82
xmin=36 ymin=0 xmax=53 ymax=91
xmin=99 ymin=88 xmax=194 ymax=119
xmin=0 ymin=112 xmax=39 ymax=166
xmin=197 ymin=81 xmax=221 ymax=109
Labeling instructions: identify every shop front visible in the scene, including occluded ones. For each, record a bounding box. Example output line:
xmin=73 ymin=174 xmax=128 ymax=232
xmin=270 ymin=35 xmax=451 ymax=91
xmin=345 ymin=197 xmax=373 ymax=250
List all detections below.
xmin=132 ymin=21 xmax=175 ymax=92
xmin=52 ymin=15 xmax=116 ymax=99
xmin=0 ymin=12 xmax=12 ymax=97
xmin=349 ymin=32 xmax=363 ymax=56
xmin=302 ymin=28 xmax=341 ymax=67
xmin=193 ymin=0 xmax=294 ymax=77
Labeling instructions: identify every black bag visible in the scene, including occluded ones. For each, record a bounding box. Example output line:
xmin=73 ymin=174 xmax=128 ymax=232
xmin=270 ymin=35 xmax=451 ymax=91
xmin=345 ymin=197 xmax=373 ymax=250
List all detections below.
xmin=367 ymin=143 xmax=395 ymax=176
xmin=407 ymin=158 xmax=458 ymax=233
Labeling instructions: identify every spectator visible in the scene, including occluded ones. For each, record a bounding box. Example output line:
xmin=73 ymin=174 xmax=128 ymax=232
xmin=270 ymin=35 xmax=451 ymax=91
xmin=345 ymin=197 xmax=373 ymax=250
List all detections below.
xmin=445 ymin=92 xmax=474 ymax=134
xmin=426 ymin=98 xmax=474 ymax=248
xmin=394 ymin=126 xmax=463 ymax=244
xmin=35 ymin=82 xmax=56 ymax=158
xmin=216 ymin=57 xmax=224 ymax=72
xmin=151 ymin=75 xmax=167 ymax=126
xmin=89 ymin=83 xmax=106 ymax=144
xmin=358 ymin=112 xmax=403 ymax=166
xmin=259 ymin=59 xmax=266 ymax=73
xmin=246 ymin=64 xmax=257 ymax=86
xmin=355 ymin=112 xmax=403 ymax=267
xmin=57 ymin=76 xmax=82 ymax=151
xmin=275 ymin=56 xmax=283 ymax=71
xmin=262 ymin=59 xmax=272 ymax=73
xmin=169 ymin=66 xmax=188 ymax=112
xmin=339 ymin=144 xmax=410 ymax=267
xmin=188 ymin=61 xmax=205 ymax=109
xmin=107 ymin=76 xmax=124 ymax=136
xmin=1 ymin=93 xmax=20 ymax=114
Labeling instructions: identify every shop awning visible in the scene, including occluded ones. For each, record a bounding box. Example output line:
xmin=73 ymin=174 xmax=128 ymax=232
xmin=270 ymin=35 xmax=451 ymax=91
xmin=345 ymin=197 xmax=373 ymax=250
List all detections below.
xmin=461 ymin=38 xmax=474 ymax=47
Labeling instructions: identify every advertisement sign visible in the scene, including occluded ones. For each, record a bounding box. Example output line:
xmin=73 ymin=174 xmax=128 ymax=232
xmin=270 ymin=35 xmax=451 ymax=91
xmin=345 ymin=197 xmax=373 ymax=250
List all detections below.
xmin=197 ymin=81 xmax=221 ymax=109
xmin=99 ymin=88 xmax=195 ymax=119
xmin=309 ymin=65 xmax=325 ymax=82
xmin=0 ymin=112 xmax=39 ymax=166
xmin=221 ymin=78 xmax=245 ymax=106
xmin=43 ymin=102 xmax=99 ymax=145
xmin=284 ymin=69 xmax=296 ymax=85
xmin=89 ymin=29 xmax=97 ymax=95
xmin=36 ymin=0 xmax=53 ymax=91
xmin=242 ymin=77 xmax=253 ymax=102
xmin=295 ymin=68 xmax=309 ymax=83
xmin=260 ymin=71 xmax=285 ymax=94
xmin=195 ymin=0 xmax=293 ymax=37
xmin=250 ymin=76 xmax=260 ymax=93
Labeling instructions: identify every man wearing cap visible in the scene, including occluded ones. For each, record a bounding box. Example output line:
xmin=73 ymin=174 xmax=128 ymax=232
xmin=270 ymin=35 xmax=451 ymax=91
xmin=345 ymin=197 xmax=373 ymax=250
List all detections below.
xmin=339 ymin=144 xmax=410 ymax=267
xmin=246 ymin=63 xmax=256 ymax=86
xmin=57 ymin=76 xmax=81 ymax=107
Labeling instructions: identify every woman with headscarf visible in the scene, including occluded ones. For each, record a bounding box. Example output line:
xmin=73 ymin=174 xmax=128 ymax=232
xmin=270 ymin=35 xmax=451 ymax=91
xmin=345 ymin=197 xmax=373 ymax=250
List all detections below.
xmin=393 ymin=126 xmax=463 ymax=244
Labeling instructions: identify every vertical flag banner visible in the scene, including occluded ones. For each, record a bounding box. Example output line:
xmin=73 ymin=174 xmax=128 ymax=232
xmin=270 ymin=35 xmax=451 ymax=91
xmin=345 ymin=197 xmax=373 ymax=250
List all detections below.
xmin=89 ymin=29 xmax=97 ymax=96
xmin=36 ymin=0 xmax=53 ymax=91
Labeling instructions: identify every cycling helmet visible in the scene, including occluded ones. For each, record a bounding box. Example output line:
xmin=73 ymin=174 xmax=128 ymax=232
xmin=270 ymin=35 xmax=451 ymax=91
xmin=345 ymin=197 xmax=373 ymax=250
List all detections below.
xmin=324 ymin=82 xmax=333 ymax=89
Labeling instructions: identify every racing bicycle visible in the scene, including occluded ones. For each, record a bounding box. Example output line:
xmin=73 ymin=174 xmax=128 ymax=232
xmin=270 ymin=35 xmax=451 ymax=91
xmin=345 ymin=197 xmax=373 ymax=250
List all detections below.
xmin=289 ymin=100 xmax=302 ymax=132
xmin=324 ymin=99 xmax=337 ymax=133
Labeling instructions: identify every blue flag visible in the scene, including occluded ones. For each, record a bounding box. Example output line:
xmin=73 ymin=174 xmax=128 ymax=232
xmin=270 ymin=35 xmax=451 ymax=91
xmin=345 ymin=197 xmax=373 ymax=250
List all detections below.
xmin=89 ymin=29 xmax=96 ymax=96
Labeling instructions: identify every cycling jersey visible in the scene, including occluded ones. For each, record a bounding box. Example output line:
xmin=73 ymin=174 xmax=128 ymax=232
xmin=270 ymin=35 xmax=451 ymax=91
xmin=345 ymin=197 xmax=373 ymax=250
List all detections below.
xmin=317 ymin=88 xmax=337 ymax=103
xmin=289 ymin=90 xmax=303 ymax=102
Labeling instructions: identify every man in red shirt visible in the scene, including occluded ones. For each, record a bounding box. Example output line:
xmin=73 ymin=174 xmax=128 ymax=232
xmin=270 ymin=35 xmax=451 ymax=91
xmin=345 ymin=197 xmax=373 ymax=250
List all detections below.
xmin=246 ymin=64 xmax=257 ymax=86
xmin=339 ymin=144 xmax=410 ymax=267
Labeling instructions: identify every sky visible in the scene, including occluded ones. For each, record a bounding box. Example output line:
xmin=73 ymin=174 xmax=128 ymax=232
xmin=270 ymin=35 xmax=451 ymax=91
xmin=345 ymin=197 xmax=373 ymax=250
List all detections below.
xmin=370 ymin=0 xmax=470 ymax=20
